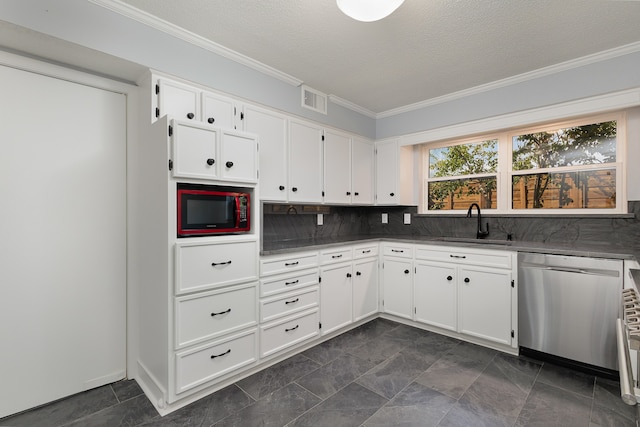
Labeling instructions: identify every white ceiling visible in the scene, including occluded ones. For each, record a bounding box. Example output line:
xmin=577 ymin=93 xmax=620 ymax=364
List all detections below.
xmin=116 ymin=0 xmax=640 ymax=115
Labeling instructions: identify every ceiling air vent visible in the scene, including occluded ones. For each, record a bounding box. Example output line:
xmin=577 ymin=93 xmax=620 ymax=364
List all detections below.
xmin=301 ymin=85 xmax=327 ymax=115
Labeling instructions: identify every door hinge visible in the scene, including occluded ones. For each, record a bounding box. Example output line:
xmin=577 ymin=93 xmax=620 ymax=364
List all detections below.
xmin=168 ymin=159 xmax=173 ymax=171
xmin=155 ymin=107 xmax=160 ymax=118
xmin=382 ymin=300 xmax=384 ymax=306
xmin=234 ymin=106 xmax=236 ymax=116
xmin=414 ymin=307 xmax=416 ymax=314
xmin=155 ymin=84 xmax=159 ymax=94
xmin=319 ymin=276 xmax=322 ymax=283
xmin=511 ymin=279 xmax=515 ymax=288
xmin=168 ymin=125 xmax=173 ymax=137
xmin=319 ymin=322 xmax=322 ymax=329
xmin=240 ymin=112 xmax=244 ymax=120
xmin=257 ymin=170 xmax=259 ymax=179
xmin=322 ymin=191 xmax=325 ymax=197
xmin=321 ymin=134 xmax=325 ymax=141
xmin=511 ymin=330 xmax=515 ymax=338
xmin=415 ymin=267 xmax=417 ymax=274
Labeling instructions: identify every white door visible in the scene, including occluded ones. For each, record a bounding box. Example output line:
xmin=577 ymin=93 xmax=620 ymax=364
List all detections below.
xmin=381 ymin=258 xmax=413 ymax=319
xmin=0 ymin=65 xmax=126 ymax=418
xmin=320 ymin=263 xmax=353 ymax=335
xmin=158 ymin=78 xmax=200 ymax=121
xmin=288 ymin=119 xmax=323 ymax=203
xmin=323 ymin=130 xmax=351 ymax=204
xmin=351 ymin=137 xmax=374 ymax=205
xmin=414 ymin=261 xmax=457 ymax=331
xmin=172 ymin=120 xmax=218 ymax=180
xmin=243 ymin=105 xmax=288 ymax=201
xmin=220 ymin=130 xmax=257 ymax=183
xmin=202 ymin=91 xmax=236 ymax=129
xmin=375 ymin=140 xmax=398 ymax=205
xmin=353 ymin=258 xmax=379 ymax=321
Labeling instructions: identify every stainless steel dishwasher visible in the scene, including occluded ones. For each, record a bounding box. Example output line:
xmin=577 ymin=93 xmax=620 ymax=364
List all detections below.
xmin=519 ymin=253 xmax=623 ymax=372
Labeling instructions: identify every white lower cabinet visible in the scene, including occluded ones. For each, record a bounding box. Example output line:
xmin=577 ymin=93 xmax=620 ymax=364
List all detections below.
xmin=353 ymin=257 xmax=379 ymax=321
xmin=458 ymin=266 xmax=512 ymax=345
xmin=320 ymin=262 xmax=353 ymax=335
xmin=381 ymin=257 xmax=413 ymax=319
xmin=260 ymin=309 xmax=320 ymax=358
xmin=414 ymin=261 xmax=457 ymax=331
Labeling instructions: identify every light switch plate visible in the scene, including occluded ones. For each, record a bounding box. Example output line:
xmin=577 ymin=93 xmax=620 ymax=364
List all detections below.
xmin=317 ymin=213 xmax=323 ymax=226
xmin=382 ymin=213 xmax=388 ymax=224
xmin=404 ymin=213 xmax=411 ymax=224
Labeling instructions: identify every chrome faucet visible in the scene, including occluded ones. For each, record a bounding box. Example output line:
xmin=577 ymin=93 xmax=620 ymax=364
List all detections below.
xmin=466 ymin=203 xmax=490 ymax=239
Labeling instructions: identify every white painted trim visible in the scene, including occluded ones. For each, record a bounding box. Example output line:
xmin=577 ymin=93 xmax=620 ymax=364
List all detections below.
xmin=399 ymin=88 xmax=640 ymax=146
xmin=328 ymin=94 xmax=377 ymax=118
xmin=89 ymin=0 xmax=303 ymax=88
xmin=378 ymin=41 xmax=640 ymax=119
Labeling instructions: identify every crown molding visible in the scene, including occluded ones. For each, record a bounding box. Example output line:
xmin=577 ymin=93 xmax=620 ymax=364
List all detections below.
xmin=328 ymin=94 xmax=376 ymax=118
xmin=378 ymin=41 xmax=640 ymax=119
xmin=88 ymin=0 xmax=303 ymax=87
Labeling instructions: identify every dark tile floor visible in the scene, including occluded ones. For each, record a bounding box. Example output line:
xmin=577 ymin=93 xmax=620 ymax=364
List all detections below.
xmin=2 ymin=318 xmax=637 ymax=426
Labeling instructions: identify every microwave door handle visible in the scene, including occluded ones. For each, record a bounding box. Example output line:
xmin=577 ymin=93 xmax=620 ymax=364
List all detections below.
xmin=235 ymin=196 xmax=241 ymax=229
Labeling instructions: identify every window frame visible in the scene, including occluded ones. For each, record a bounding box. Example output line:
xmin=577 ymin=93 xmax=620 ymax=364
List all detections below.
xmin=419 ymin=112 xmax=627 ymax=215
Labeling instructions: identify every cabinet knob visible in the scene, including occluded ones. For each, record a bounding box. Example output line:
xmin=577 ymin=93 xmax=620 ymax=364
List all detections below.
xmin=404 ymin=269 xmax=410 ymax=274
xmin=447 ymin=276 xmax=453 ymax=281
xmin=292 ymin=187 xmax=298 ymax=192
xmin=279 ymin=185 xmax=285 ymax=191
xmin=226 ymin=161 xmax=234 ymax=168
xmin=354 ymin=192 xmax=359 ymax=196
xmin=346 ymin=191 xmax=351 ymax=196
xmin=207 ymin=117 xmax=215 ymax=124
xmin=356 ymin=271 xmax=362 ymax=276
xmin=346 ymin=273 xmax=352 ymax=278
xmin=206 ymin=158 xmax=215 ymax=166
xmin=187 ymin=112 xmax=195 ymax=120
xmin=390 ymin=192 xmax=395 ymax=197
xmin=464 ymin=278 xmax=470 ymax=283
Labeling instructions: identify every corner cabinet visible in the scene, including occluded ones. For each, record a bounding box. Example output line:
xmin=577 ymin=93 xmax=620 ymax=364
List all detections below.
xmin=288 ymin=119 xmax=323 ymax=203
xmin=375 ymin=139 xmax=415 ymax=206
xmin=380 ymin=243 xmax=414 ymax=319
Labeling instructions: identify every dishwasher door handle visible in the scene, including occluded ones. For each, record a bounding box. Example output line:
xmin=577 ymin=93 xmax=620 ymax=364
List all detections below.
xmin=520 ymin=263 xmax=620 ymax=278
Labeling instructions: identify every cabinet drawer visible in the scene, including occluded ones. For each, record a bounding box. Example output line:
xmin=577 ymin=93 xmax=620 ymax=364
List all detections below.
xmin=260 ymin=268 xmax=319 ymax=297
xmin=319 ymin=247 xmax=352 ymax=265
xmin=175 ymin=283 xmax=257 ymax=349
xmin=260 ymin=287 xmax=319 ymax=323
xmin=260 ymin=252 xmax=319 ymax=276
xmin=175 ymin=329 xmax=257 ymax=394
xmin=175 ymin=240 xmax=258 ymax=294
xmin=353 ymin=244 xmax=379 ymax=259
xmin=415 ymin=245 xmax=512 ymax=269
xmin=382 ymin=244 xmax=413 ymax=258
xmin=260 ymin=309 xmax=319 ymax=358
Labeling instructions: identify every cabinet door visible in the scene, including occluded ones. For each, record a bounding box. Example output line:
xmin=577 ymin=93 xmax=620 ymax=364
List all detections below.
xmin=158 ymin=79 xmax=200 ymax=121
xmin=289 ymin=120 xmax=323 ymax=203
xmin=353 ymin=258 xmax=379 ymax=321
xmin=381 ymin=258 xmax=413 ymax=319
xmin=323 ymin=130 xmax=351 ymax=204
xmin=414 ymin=261 xmax=457 ymax=331
xmin=202 ymin=91 xmax=236 ymax=129
xmin=458 ymin=267 xmax=512 ymax=345
xmin=320 ymin=263 xmax=353 ymax=335
xmin=351 ymin=137 xmax=374 ymax=205
xmin=220 ymin=130 xmax=257 ymax=183
xmin=244 ymin=105 xmax=288 ymax=201
xmin=375 ymin=140 xmax=398 ymax=205
xmin=172 ymin=120 xmax=218 ymax=180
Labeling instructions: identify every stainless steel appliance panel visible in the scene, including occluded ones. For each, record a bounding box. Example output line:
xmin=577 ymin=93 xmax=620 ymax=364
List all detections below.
xmin=519 ymin=253 xmax=623 ymax=370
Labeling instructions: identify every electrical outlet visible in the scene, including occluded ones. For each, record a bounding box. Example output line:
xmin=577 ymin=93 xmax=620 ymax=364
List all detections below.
xmin=404 ymin=213 xmax=411 ymax=225
xmin=317 ymin=213 xmax=323 ymax=226
xmin=382 ymin=213 xmax=388 ymax=224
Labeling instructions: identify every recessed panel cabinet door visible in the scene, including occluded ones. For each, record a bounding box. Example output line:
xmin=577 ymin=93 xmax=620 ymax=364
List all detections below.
xmin=414 ymin=261 xmax=457 ymax=331
xmin=220 ymin=130 xmax=257 ymax=183
xmin=289 ymin=119 xmax=323 ymax=203
xmin=202 ymin=91 xmax=236 ymax=129
xmin=353 ymin=258 xmax=379 ymax=321
xmin=351 ymin=137 xmax=374 ymax=205
xmin=158 ymin=78 xmax=200 ymax=121
xmin=458 ymin=267 xmax=512 ymax=345
xmin=381 ymin=258 xmax=413 ymax=319
xmin=320 ymin=263 xmax=353 ymax=335
xmin=172 ymin=120 xmax=218 ymax=179
xmin=323 ymin=130 xmax=351 ymax=204
xmin=244 ymin=105 xmax=288 ymax=201
xmin=375 ymin=140 xmax=399 ymax=205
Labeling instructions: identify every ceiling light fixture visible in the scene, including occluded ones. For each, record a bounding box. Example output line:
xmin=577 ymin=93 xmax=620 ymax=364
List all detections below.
xmin=337 ymin=0 xmax=405 ymax=22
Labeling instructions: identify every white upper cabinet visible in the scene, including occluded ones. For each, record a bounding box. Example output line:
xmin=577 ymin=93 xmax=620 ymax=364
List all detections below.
xmin=172 ymin=120 xmax=218 ymax=180
xmin=375 ymin=139 xmax=415 ymax=206
xmin=288 ymin=119 xmax=323 ymax=203
xmin=323 ymin=129 xmax=352 ymax=204
xmin=202 ymin=91 xmax=237 ymax=130
xmin=220 ymin=129 xmax=258 ymax=183
xmin=243 ymin=105 xmax=288 ymax=201
xmin=351 ymin=137 xmax=374 ymax=205
xmin=157 ymin=78 xmax=201 ymax=122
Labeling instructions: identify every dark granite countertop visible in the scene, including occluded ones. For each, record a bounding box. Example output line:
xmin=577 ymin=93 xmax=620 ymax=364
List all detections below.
xmin=261 ymin=235 xmax=637 ymax=260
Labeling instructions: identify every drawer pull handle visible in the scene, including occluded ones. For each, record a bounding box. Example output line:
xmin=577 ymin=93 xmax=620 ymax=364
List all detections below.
xmin=450 ymin=255 xmax=466 ymax=259
xmin=285 ymin=279 xmax=299 ymax=286
xmin=285 ymin=325 xmax=299 ymax=332
xmin=210 ymin=349 xmax=231 ymax=359
xmin=212 ymin=260 xmax=232 ymax=266
xmin=285 ymin=261 xmax=299 ymax=266
xmin=211 ymin=308 xmax=231 ymax=317
xmin=391 ymin=249 xmax=404 ymax=253
xmin=362 ymin=250 xmax=371 ymax=254
xmin=285 ymin=298 xmax=299 ymax=305
xmin=332 ymin=254 xmax=343 ymax=259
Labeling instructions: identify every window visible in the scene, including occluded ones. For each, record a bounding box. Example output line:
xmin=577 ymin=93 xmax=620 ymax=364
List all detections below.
xmin=421 ymin=114 xmax=624 ymax=214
